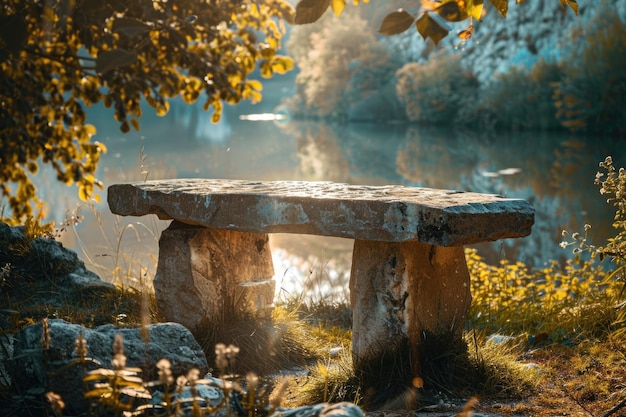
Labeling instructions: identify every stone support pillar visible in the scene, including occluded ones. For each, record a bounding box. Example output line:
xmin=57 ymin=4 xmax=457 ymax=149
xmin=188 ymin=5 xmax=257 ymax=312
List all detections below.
xmin=154 ymin=221 xmax=275 ymax=332
xmin=350 ymin=239 xmax=471 ymax=406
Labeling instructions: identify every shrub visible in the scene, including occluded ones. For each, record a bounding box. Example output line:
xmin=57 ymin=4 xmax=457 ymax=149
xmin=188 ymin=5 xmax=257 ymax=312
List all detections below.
xmin=478 ymin=59 xmax=564 ymax=131
xmin=553 ymin=1 xmax=626 ymax=135
xmin=284 ymin=10 xmax=397 ymax=119
xmin=395 ymin=50 xmax=478 ymax=125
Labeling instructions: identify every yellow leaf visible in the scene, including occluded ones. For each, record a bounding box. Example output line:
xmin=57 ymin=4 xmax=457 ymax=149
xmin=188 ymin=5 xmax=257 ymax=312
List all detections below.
xmin=156 ymin=101 xmax=170 ymax=116
xmin=84 ymin=387 xmax=111 ymax=398
xmin=466 ymin=0 xmax=484 ymax=20
xmin=95 ymin=141 xmax=107 ymax=154
xmin=270 ymin=56 xmax=294 ymax=74
xmin=416 ymin=13 xmax=450 ymax=45
xmin=331 ymin=0 xmax=346 ymax=17
xmin=78 ymin=186 xmax=89 ymax=202
xmin=436 ymin=1 xmax=468 ymax=22
xmin=250 ymin=90 xmax=262 ymax=104
xmin=260 ymin=62 xmax=273 ymax=78
xmin=488 ymin=0 xmax=508 ymax=17
xmin=211 ymin=100 xmax=223 ymax=123
xmin=247 ymin=80 xmax=263 ymax=91
xmin=84 ymin=124 xmax=97 ymax=136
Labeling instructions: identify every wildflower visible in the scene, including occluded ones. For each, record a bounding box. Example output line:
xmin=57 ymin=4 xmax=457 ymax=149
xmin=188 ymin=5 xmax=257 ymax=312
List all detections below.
xmin=215 ymin=343 xmax=228 ymax=372
xmin=572 ymin=232 xmax=580 ymax=240
xmin=584 ymin=224 xmax=592 ymax=232
xmin=246 ymin=372 xmax=259 ymax=390
xmin=111 ymin=334 xmax=126 ymax=370
xmin=46 ymin=392 xmax=65 ymax=415
xmin=157 ymin=359 xmax=174 ymax=386
xmin=573 ymin=248 xmax=582 ymax=254
xmin=560 ymin=241 xmax=569 ymax=249
xmin=269 ymin=379 xmax=288 ymax=410
xmin=186 ymin=368 xmax=200 ymax=385
xmin=75 ymin=336 xmax=88 ymax=358
xmin=176 ymin=374 xmax=188 ymax=388
xmin=561 ymin=230 xmax=569 ymax=237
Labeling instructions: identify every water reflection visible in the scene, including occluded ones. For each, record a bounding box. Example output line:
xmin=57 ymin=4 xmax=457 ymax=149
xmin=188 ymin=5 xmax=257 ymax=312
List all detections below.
xmin=43 ymin=106 xmax=624 ymax=297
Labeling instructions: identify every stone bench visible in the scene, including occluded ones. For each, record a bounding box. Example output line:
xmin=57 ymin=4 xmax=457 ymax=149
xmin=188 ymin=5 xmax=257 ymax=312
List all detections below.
xmin=107 ymin=179 xmax=534 ymax=401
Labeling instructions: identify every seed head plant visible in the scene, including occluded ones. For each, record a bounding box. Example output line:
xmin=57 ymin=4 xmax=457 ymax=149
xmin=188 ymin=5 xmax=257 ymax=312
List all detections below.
xmin=560 ymin=156 xmax=626 ymax=338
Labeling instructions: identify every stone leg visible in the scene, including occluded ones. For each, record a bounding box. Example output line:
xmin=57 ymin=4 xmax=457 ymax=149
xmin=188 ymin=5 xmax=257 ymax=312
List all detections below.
xmin=349 ymin=240 xmax=471 ymax=407
xmin=154 ymin=221 xmax=275 ymax=332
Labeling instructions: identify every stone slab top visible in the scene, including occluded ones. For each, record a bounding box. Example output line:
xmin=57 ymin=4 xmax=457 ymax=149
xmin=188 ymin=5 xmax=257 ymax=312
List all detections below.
xmin=107 ymin=179 xmax=534 ymax=246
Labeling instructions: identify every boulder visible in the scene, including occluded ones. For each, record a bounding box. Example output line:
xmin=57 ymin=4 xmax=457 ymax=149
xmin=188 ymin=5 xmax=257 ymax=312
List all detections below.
xmin=0 ymin=222 xmax=118 ymax=323
xmin=7 ymin=319 xmax=208 ymax=416
xmin=271 ymin=402 xmax=364 ymax=417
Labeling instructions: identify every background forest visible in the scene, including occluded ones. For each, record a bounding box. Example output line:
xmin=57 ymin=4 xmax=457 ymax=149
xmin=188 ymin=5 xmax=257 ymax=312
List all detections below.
xmin=281 ymin=0 xmax=626 ymax=135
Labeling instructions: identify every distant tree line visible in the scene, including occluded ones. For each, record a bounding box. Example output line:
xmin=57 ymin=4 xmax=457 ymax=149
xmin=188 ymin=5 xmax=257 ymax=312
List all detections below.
xmin=283 ymin=0 xmax=626 ymax=137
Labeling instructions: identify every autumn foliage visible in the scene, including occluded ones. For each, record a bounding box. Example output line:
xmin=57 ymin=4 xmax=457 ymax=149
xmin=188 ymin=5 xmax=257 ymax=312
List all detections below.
xmin=0 ymin=0 xmax=294 ymax=224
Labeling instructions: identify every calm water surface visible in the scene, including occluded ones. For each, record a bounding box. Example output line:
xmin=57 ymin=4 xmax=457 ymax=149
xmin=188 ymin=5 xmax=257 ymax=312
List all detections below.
xmin=40 ymin=99 xmax=625 ymax=299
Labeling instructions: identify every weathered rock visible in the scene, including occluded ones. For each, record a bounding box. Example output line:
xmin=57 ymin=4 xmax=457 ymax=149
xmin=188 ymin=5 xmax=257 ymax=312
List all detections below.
xmin=0 ymin=222 xmax=117 ymax=322
xmin=8 ymin=319 xmax=208 ymax=415
xmin=107 ymin=179 xmax=534 ymax=246
xmin=271 ymin=402 xmax=364 ymax=417
xmin=350 ymin=240 xmax=471 ymax=407
xmin=151 ymin=378 xmax=226 ymax=416
xmin=154 ymin=221 xmax=275 ymax=331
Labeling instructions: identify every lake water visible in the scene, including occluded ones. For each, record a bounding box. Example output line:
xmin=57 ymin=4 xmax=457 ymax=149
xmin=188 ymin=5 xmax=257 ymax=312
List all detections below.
xmin=39 ymin=95 xmax=625 ymax=302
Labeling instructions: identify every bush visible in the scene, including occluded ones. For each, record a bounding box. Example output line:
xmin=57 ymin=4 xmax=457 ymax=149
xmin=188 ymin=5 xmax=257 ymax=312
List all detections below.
xmin=477 ymin=59 xmax=564 ymax=131
xmin=553 ymin=2 xmax=626 ymax=135
xmin=395 ymin=50 xmax=478 ymax=125
xmin=284 ymin=10 xmax=398 ymax=120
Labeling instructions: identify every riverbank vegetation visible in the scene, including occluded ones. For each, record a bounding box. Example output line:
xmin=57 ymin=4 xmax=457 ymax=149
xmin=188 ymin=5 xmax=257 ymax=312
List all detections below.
xmin=283 ymin=0 xmax=626 ymax=137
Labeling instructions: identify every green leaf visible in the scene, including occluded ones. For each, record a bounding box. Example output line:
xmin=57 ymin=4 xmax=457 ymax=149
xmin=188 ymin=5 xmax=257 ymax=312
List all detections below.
xmin=96 ymin=49 xmax=137 ymax=74
xmin=436 ymin=1 xmax=468 ymax=22
xmin=112 ymin=17 xmax=150 ymax=38
xmin=379 ymin=9 xmax=415 ymax=36
xmin=416 ymin=13 xmax=450 ymax=45
xmin=294 ymin=0 xmax=332 ymax=24
xmin=489 ymin=0 xmax=508 ymax=17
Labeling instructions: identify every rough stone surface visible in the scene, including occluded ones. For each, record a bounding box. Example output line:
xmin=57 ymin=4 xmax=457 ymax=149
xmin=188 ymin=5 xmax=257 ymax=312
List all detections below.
xmin=7 ymin=319 xmax=208 ymax=415
xmin=350 ymin=240 xmax=471 ymax=407
xmin=154 ymin=221 xmax=275 ymax=331
xmin=271 ymin=402 xmax=364 ymax=417
xmin=0 ymin=222 xmax=117 ymax=318
xmin=108 ymin=179 xmax=534 ymax=246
